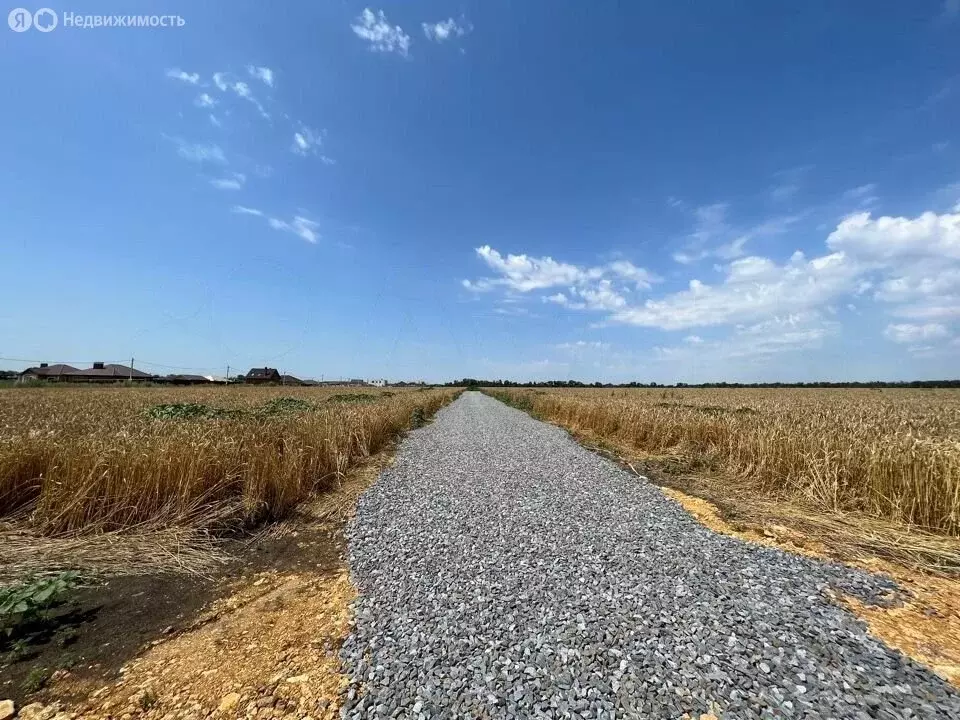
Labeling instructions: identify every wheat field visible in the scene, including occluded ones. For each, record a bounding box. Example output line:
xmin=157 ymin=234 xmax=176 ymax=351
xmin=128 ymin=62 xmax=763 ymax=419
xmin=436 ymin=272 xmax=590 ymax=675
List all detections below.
xmin=0 ymin=385 xmax=458 ymax=535
xmin=489 ymin=387 xmax=960 ymax=536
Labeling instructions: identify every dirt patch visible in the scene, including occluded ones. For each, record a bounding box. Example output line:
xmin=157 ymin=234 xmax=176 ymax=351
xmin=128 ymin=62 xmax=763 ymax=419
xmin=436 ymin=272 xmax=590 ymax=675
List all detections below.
xmin=1 ymin=571 xmax=214 ymax=706
xmin=67 ymin=570 xmax=353 ymax=720
xmin=659 ymin=486 xmax=830 ymax=560
xmin=834 ymin=568 xmax=960 ymax=687
xmin=0 ymin=449 xmax=389 ymax=717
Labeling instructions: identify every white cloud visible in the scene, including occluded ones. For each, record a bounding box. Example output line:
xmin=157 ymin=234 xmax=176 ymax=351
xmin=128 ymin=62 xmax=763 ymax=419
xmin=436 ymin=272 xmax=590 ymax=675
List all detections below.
xmin=269 ymin=216 xmax=320 ymax=243
xmin=209 ymin=114 xmax=222 ymax=127
xmin=291 ymin=125 xmax=329 ymax=160
xmin=607 ymin=260 xmax=658 ymax=290
xmin=195 ymin=93 xmax=217 ymax=108
xmin=467 ymin=246 xmax=659 ymax=300
xmin=351 ymin=9 xmax=411 ymax=57
xmin=211 ymin=172 xmax=245 ymax=190
xmin=234 ymin=206 xmax=319 ymax=243
xmin=654 ymin=314 xmax=837 ymax=365
xmin=883 ymin=323 xmax=950 ymax=344
xmin=767 ymin=165 xmax=814 ymax=203
xmin=829 ymin=210 xmax=960 ymax=327
xmin=166 ymin=68 xmax=199 ymax=84
xmin=232 ymin=205 xmax=264 ymax=216
xmin=770 ymin=184 xmax=798 ymax=202
xmin=841 ymin=183 xmax=879 ymax=208
xmin=471 ymin=246 xmax=586 ymax=292
xmin=612 ymin=251 xmax=861 ymax=330
xmin=607 ymin=313 xmax=840 ymax=380
xmin=672 ymin=203 xmax=799 ymax=264
xmin=572 ymin=280 xmax=627 ymax=311
xmin=422 ymin=18 xmax=471 ymax=42
xmin=468 ymin=207 xmax=960 ymax=353
xmin=827 ymin=210 xmax=960 ymax=261
xmin=167 ymin=137 xmax=226 ymax=164
xmin=246 ymin=65 xmax=274 ymax=87
xmin=555 ymin=340 xmax=610 ymax=352
xmin=211 ymin=72 xmax=269 ymax=118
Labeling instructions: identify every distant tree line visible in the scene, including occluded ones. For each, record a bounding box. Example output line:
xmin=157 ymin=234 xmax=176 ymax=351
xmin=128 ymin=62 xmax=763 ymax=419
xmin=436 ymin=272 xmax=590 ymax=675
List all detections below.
xmin=445 ymin=378 xmax=960 ymax=389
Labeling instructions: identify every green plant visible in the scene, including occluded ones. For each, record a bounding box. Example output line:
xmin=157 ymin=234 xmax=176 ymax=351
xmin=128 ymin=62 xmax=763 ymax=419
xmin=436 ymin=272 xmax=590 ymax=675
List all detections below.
xmin=55 ymin=627 xmax=80 ymax=649
xmin=0 ymin=572 xmax=82 ymax=638
xmin=147 ymin=403 xmax=239 ymax=420
xmin=327 ymin=393 xmax=379 ymax=404
xmin=21 ymin=666 xmax=49 ymax=693
xmin=55 ymin=652 xmax=77 ymax=669
xmin=258 ymin=396 xmax=315 ymax=414
xmin=4 ymin=637 xmax=29 ymax=663
xmin=411 ymin=407 xmax=426 ymax=428
xmin=139 ymin=689 xmax=158 ymax=710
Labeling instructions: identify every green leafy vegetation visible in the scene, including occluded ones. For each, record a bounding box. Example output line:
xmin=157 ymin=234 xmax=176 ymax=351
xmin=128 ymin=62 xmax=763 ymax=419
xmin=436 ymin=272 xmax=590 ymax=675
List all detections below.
xmin=139 ymin=689 xmax=158 ymax=710
xmin=147 ymin=403 xmax=240 ymax=420
xmin=21 ymin=666 xmax=50 ymax=693
xmin=410 ymin=407 xmax=426 ymax=428
xmin=0 ymin=571 xmax=82 ymax=638
xmin=258 ymin=396 xmax=315 ymax=414
xmin=327 ymin=393 xmax=380 ymax=404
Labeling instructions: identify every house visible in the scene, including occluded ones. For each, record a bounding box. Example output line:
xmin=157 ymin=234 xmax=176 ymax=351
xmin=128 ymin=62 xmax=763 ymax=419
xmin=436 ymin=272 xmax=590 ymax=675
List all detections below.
xmin=18 ymin=363 xmax=81 ymax=382
xmin=75 ymin=362 xmax=153 ymax=382
xmin=162 ymin=374 xmax=213 ymax=385
xmin=244 ymin=367 xmax=282 ymax=384
xmin=17 ymin=362 xmax=153 ymax=383
xmin=279 ymin=374 xmax=305 ymax=386
xmin=368 ymin=379 xmax=387 ymax=388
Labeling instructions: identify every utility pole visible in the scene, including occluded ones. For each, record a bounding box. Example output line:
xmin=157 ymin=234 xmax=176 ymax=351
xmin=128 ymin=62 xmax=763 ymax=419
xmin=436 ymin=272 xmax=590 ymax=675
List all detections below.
xmin=130 ymin=356 xmax=134 ymax=381
xmin=226 ymin=365 xmax=230 ymax=382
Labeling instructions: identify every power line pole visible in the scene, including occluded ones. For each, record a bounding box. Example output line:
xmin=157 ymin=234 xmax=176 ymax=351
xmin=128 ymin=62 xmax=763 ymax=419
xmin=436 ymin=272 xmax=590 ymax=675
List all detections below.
xmin=130 ymin=356 xmax=134 ymax=381
xmin=226 ymin=365 xmax=230 ymax=382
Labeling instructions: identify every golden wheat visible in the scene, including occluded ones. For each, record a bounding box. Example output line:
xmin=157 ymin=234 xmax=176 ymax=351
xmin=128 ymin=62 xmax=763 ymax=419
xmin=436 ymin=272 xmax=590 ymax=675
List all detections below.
xmin=0 ymin=385 xmax=458 ymax=535
xmin=490 ymin=387 xmax=960 ymax=536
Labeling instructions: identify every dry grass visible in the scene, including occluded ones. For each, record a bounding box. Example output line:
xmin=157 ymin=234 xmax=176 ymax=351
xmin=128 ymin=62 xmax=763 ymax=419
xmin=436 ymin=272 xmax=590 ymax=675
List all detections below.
xmin=0 ymin=522 xmax=231 ymax=584
xmin=0 ymin=385 xmax=458 ymax=538
xmin=490 ymin=387 xmax=960 ymax=537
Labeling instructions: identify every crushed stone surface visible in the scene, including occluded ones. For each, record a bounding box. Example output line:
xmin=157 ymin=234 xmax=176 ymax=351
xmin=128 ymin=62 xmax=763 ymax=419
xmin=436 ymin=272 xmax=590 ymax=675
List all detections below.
xmin=341 ymin=392 xmax=960 ymax=719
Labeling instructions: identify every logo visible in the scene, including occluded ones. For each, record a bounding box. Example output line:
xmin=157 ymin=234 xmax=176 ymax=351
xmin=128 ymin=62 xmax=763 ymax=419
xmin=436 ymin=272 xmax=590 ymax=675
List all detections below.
xmin=7 ymin=7 xmax=31 ymax=30
xmin=33 ymin=7 xmax=56 ymax=31
xmin=7 ymin=7 xmax=58 ymax=31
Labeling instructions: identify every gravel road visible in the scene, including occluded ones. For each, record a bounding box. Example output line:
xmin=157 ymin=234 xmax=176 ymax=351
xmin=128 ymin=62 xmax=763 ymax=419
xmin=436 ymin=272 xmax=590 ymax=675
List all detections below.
xmin=341 ymin=392 xmax=960 ymax=719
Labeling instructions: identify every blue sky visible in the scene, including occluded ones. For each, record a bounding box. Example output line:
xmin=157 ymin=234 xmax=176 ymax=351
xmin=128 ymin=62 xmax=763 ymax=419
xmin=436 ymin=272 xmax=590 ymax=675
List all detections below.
xmin=1 ymin=1 xmax=958 ymax=383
